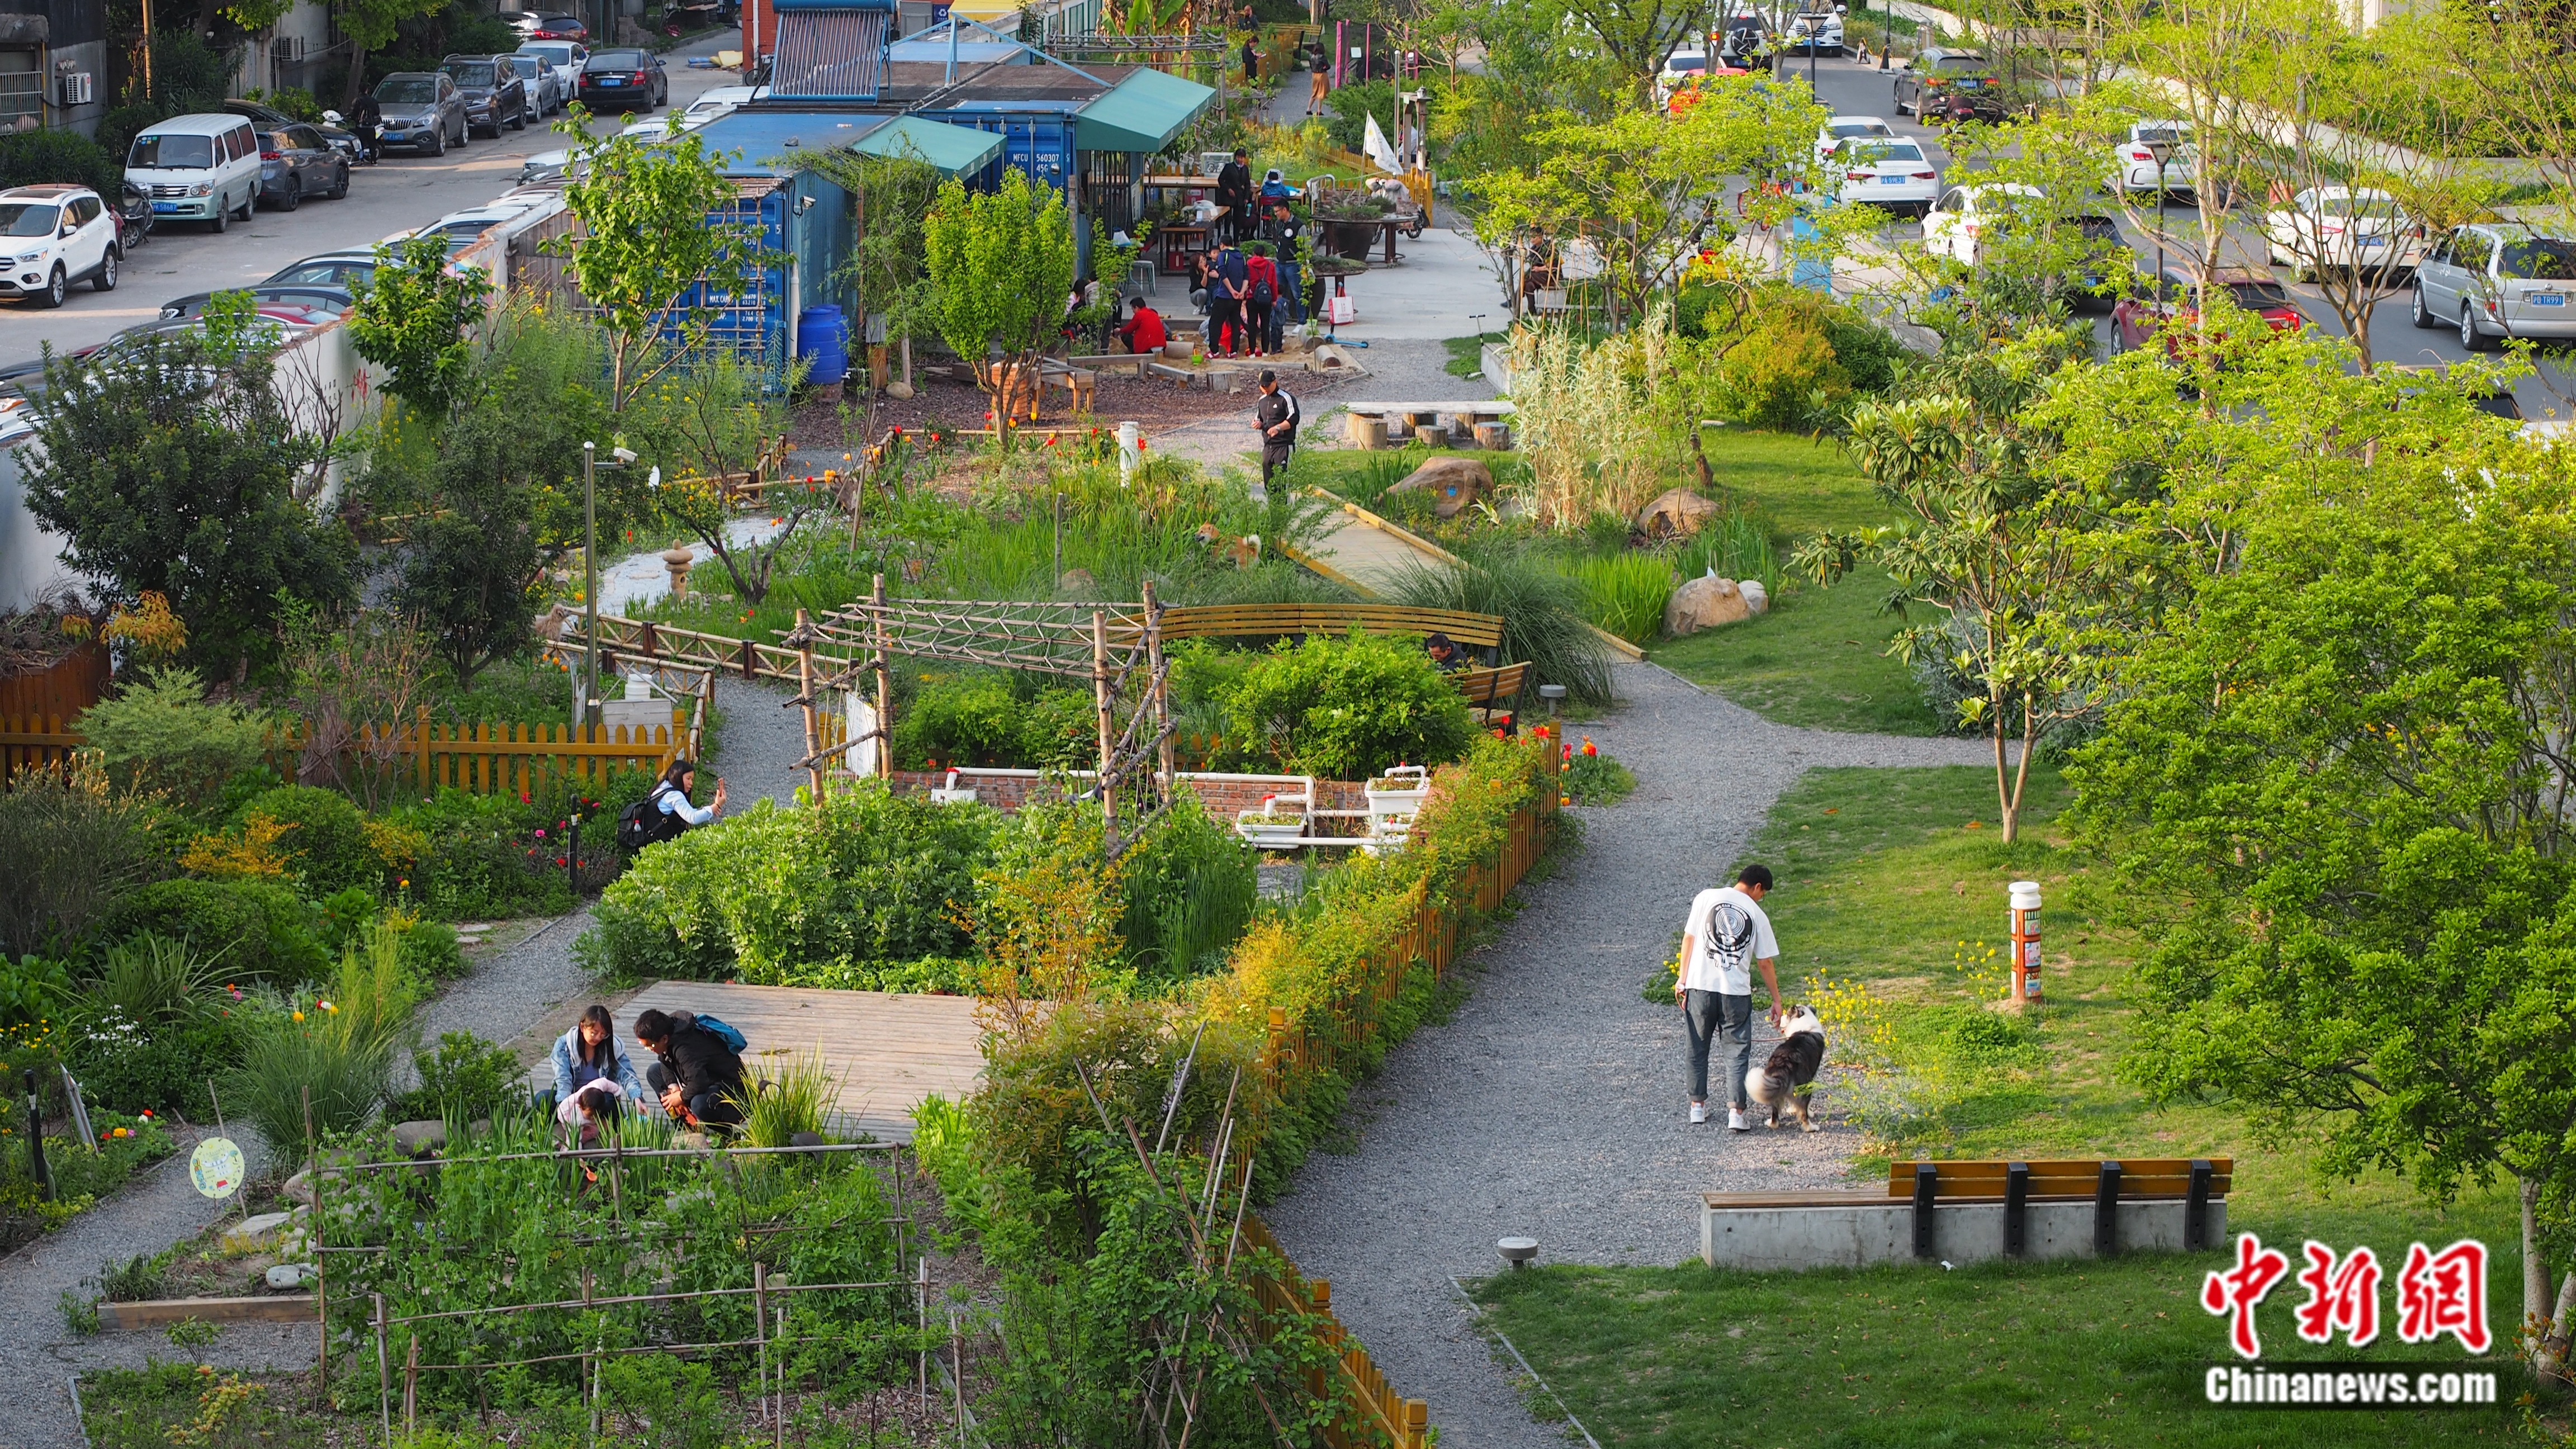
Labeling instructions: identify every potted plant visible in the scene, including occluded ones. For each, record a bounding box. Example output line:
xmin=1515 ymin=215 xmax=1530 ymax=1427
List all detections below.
xmin=1310 ymin=184 xmax=1391 ymax=261
xmin=1365 ymin=764 xmax=1430 ymax=807
xmin=1235 ymin=794 xmax=1307 ymax=846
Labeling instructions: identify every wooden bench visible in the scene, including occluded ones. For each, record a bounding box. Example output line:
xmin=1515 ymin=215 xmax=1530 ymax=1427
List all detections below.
xmin=1452 ymin=662 xmax=1530 ymax=731
xmin=1157 ymin=604 xmax=1505 ymax=652
xmin=1698 ymin=1156 xmax=2231 ymax=1270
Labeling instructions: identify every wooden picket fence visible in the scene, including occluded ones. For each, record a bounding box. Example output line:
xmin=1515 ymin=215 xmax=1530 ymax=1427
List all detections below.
xmin=1 ymin=707 xmax=685 ymax=795
xmin=1242 ymin=744 xmax=1561 ymax=1448
xmin=1242 ymin=1213 xmax=1431 ymax=1449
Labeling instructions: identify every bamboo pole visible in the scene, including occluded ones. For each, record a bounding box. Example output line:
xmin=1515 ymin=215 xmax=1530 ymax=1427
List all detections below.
xmin=872 ymin=574 xmax=892 ymax=779
xmin=1143 ymin=581 xmax=1173 ymax=795
xmin=373 ymin=1295 xmax=391 ymax=1446
xmin=794 ymin=608 xmax=825 ymax=802
xmin=1092 ymin=610 xmax=1116 ymax=836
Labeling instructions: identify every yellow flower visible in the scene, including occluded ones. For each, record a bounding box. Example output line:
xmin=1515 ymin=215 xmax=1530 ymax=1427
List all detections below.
xmin=292 ymin=1011 xmax=305 ymax=1022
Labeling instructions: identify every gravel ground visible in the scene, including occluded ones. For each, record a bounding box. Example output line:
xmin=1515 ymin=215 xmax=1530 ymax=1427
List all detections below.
xmin=710 ymin=675 xmax=815 ymax=809
xmin=1260 ymin=660 xmax=1995 ymax=1449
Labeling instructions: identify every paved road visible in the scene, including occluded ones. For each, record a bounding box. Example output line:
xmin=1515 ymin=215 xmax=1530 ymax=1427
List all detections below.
xmin=0 ymin=32 xmax=739 ymax=363
xmin=1793 ymin=51 xmax=2576 ymax=422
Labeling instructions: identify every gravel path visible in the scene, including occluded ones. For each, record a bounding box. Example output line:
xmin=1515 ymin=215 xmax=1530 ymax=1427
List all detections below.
xmin=710 ymin=675 xmax=814 ymax=808
xmin=1261 ymin=660 xmax=1993 ymax=1449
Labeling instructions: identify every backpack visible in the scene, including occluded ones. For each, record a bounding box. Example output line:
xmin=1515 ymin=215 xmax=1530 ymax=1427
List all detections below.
xmin=678 ymin=1011 xmax=749 ymax=1057
xmin=615 ymin=783 xmax=687 ymax=853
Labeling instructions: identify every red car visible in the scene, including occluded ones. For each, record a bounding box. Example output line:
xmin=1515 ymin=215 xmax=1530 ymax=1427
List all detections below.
xmin=2111 ymin=264 xmax=2306 ymax=356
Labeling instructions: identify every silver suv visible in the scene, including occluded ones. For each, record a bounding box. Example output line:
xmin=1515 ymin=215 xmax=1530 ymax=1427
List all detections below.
xmin=2412 ymin=222 xmax=2576 ymax=352
xmin=0 ymin=184 xmax=120 ymax=309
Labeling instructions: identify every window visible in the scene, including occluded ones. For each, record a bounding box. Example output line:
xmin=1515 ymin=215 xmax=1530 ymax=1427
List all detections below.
xmin=131 ymin=134 xmax=213 ymax=168
xmin=2499 ymin=237 xmax=2576 ymax=281
xmin=69 ymin=196 xmax=100 ymax=225
xmin=446 ymin=63 xmax=498 ymax=87
xmin=377 ymin=75 xmax=438 ymax=103
xmin=0 ymin=202 xmax=58 ymax=238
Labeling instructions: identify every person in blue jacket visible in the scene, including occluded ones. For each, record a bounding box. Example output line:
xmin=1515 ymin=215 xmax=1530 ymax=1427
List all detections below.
xmin=552 ymin=1004 xmax=651 ymax=1120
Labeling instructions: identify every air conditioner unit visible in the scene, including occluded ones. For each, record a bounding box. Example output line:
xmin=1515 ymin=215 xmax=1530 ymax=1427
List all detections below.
xmin=56 ymin=72 xmax=92 ymax=106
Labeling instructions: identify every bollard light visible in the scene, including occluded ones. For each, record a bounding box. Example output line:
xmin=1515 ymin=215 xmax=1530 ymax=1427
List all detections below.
xmin=2009 ymin=880 xmax=2043 ymax=1004
xmin=1498 ymin=1236 xmax=1538 ymax=1270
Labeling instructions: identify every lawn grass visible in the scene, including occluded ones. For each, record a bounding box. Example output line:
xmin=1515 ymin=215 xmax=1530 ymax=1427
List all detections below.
xmin=1646 ymin=429 xmax=1945 ymax=736
xmin=1474 ymin=765 xmax=2537 ymax=1448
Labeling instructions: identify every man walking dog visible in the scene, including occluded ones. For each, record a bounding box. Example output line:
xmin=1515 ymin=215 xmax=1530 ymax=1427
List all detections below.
xmin=1675 ymin=864 xmax=1784 ymax=1130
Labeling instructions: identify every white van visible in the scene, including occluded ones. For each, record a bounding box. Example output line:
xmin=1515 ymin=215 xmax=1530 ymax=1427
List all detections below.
xmin=125 ymin=114 xmax=263 ymax=233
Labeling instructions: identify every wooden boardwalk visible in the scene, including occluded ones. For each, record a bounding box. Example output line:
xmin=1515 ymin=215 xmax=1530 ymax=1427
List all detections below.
xmin=1290 ymin=492 xmax=1465 ymax=599
xmin=520 ymin=982 xmax=986 ymax=1142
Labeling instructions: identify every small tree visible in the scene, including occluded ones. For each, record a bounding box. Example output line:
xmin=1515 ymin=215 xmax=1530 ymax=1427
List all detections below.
xmin=630 ymin=351 xmax=835 ymax=605
xmin=347 ymin=236 xmax=493 ymax=422
xmin=806 ymin=149 xmax=943 ymax=392
xmin=922 ymin=167 xmax=1077 ymax=446
xmin=1793 ymin=332 xmax=2099 ymax=844
xmin=20 ymin=331 xmax=356 ymax=681
xmin=390 ymin=409 xmax=542 ymax=686
xmin=551 ymin=111 xmax=775 ymax=416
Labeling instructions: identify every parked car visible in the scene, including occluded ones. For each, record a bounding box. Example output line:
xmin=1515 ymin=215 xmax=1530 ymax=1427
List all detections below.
xmin=399 ymin=198 xmax=553 ymax=259
xmin=1786 ymin=9 xmax=1844 ymax=54
xmin=2111 ymin=264 xmax=2305 ymax=355
xmin=1893 ymin=49 xmax=2000 ymax=117
xmin=0 ymin=185 xmax=120 ymax=307
xmin=2262 ymin=186 xmax=2423 ymax=279
xmin=1657 ymin=47 xmax=1708 ymax=105
xmin=257 ymin=249 xmax=380 ymax=290
xmin=1816 ymin=113 xmax=1897 ymax=163
xmin=126 ymin=115 xmax=262 ymax=232
xmin=519 ymin=146 xmax=577 ymax=186
xmin=1921 ymin=182 xmax=2042 ymax=267
xmin=373 ymin=72 xmax=469 ymax=155
xmin=676 ymin=84 xmax=759 ymax=128
xmin=1829 ymin=135 xmax=1937 ymax=215
xmin=255 ymin=124 xmax=349 ymax=210
xmin=442 ymin=54 xmax=532 ymax=136
xmin=2412 ymin=224 xmax=2576 ymax=352
xmin=156 ymin=283 xmax=353 ymax=323
xmin=221 ymin=100 xmax=364 ymax=165
xmin=512 ymin=11 xmax=589 ymax=40
xmin=507 ymin=45 xmax=569 ymax=112
xmin=579 ymin=48 xmax=669 ymax=111
xmin=515 ymin=42 xmax=585 ymax=113
xmin=1716 ymin=12 xmax=1770 ymax=65
xmin=2109 ymin=120 xmax=2195 ymax=199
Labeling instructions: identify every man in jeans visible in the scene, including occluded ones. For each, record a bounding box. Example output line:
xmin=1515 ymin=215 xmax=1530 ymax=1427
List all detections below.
xmin=1673 ymin=864 xmax=1783 ymax=1130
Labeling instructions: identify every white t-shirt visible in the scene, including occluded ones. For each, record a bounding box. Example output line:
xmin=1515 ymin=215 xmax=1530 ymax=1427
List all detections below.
xmin=1680 ymin=886 xmax=1777 ymax=995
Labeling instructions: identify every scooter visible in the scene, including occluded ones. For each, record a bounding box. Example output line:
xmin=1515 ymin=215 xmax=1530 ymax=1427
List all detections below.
xmin=322 ymin=110 xmax=380 ymax=165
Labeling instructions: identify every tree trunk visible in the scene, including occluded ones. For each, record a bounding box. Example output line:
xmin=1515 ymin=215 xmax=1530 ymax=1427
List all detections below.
xmin=2542 ymin=1270 xmax=2576 ymax=1385
xmin=2525 ymin=1178 xmax=2555 ymax=1372
xmin=1991 ymin=700 xmax=2017 ymax=845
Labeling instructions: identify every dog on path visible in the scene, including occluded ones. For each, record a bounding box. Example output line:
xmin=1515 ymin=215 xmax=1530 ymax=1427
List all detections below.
xmin=1746 ymin=1005 xmax=1826 ymax=1131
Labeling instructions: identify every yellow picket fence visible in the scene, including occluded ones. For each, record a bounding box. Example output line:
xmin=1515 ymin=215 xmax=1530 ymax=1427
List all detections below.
xmin=0 ymin=712 xmax=80 ymax=778
xmin=1242 ymin=1213 xmax=1431 ymax=1449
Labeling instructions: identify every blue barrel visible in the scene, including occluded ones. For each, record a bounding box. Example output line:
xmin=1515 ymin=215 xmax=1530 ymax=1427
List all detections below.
xmin=796 ymin=305 xmax=849 ymax=385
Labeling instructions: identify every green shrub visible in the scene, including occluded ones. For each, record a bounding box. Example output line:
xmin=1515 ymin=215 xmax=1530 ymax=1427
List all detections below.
xmin=385 ymin=1031 xmax=526 ymax=1123
xmin=0 ymin=956 xmax=71 ymax=1030
xmin=0 ymin=754 xmax=171 ymax=959
xmin=0 ymin=128 xmax=120 ymax=193
xmin=577 ymin=784 xmax=1002 ymax=983
xmin=62 ymin=1002 xmax=253 ymax=1120
xmin=220 ymin=923 xmax=418 ymax=1151
xmin=97 ymin=879 xmax=329 ymax=986
xmin=892 ymin=674 xmax=1095 ymax=770
xmin=72 ymin=667 xmax=276 ymax=816
xmin=1116 ymin=795 xmax=1257 ymax=984
xmin=1218 ymin=629 xmax=1475 ymax=780
xmin=234 ymin=784 xmax=377 ymax=896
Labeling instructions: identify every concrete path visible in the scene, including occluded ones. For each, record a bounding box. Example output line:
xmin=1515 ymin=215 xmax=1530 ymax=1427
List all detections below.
xmin=1262 ymin=659 xmax=1994 ymax=1449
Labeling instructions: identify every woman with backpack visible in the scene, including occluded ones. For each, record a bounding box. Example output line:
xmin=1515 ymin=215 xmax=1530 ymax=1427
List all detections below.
xmin=619 ymin=759 xmax=727 ymax=854
xmin=633 ymin=1007 xmax=749 ymax=1131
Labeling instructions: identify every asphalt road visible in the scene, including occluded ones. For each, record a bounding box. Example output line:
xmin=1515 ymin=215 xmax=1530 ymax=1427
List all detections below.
xmin=1794 ymin=50 xmax=2576 ymax=422
xmin=0 ymin=31 xmax=739 ymax=362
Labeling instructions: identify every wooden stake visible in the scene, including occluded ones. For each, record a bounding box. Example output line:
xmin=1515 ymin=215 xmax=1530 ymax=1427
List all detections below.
xmin=795 ymin=608 xmax=825 ymax=802
xmin=872 ymin=574 xmax=892 ymax=780
xmin=754 ymin=1261 xmax=770 ymax=1427
xmin=404 ymin=1334 xmax=418 ymax=1434
xmin=305 ymin=1086 xmax=325 ymax=1411
xmin=1092 ymin=610 xmax=1116 ymax=835
xmin=1142 ymin=581 xmax=1173 ymax=795
xmin=372 ymin=1295 xmax=390 ymax=1447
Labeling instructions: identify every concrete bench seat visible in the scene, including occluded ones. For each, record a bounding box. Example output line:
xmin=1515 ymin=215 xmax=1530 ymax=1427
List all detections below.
xmin=1701 ymin=1157 xmax=2231 ymax=1272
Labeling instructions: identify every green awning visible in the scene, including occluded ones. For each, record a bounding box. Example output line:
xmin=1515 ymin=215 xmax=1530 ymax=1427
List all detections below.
xmin=1074 ymin=67 xmax=1215 ymax=154
xmin=855 ymin=115 xmax=1003 ymax=175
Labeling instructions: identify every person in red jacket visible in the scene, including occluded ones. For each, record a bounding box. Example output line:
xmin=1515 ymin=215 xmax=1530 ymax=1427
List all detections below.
xmin=1118 ymin=297 xmax=1167 ymax=354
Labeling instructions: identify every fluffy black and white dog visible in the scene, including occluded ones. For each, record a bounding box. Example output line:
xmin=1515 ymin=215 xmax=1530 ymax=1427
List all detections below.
xmin=1745 ymin=1005 xmax=1826 ymax=1131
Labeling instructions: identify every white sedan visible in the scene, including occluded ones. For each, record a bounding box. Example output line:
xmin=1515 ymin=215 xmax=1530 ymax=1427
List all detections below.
xmin=2264 ymin=186 xmax=2425 ymax=278
xmin=1922 ymin=182 xmax=2043 ymax=268
xmin=1829 ymin=136 xmax=1938 ymax=215
xmin=1816 ymin=113 xmax=1898 ymax=164
xmin=1786 ymin=10 xmax=1844 ymax=53
xmin=2108 ymin=120 xmax=2194 ymax=197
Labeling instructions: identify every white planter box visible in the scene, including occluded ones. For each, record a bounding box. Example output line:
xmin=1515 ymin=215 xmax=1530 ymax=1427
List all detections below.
xmin=928 ymin=788 xmax=979 ymax=805
xmin=1235 ymin=813 xmax=1308 ymax=846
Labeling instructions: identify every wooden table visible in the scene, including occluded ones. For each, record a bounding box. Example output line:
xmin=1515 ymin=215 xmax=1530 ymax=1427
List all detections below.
xmin=1158 ymin=222 xmax=1212 ymax=277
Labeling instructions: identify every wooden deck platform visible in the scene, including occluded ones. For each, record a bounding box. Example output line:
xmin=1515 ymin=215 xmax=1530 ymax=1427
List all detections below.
xmin=517 ymin=981 xmax=986 ymax=1142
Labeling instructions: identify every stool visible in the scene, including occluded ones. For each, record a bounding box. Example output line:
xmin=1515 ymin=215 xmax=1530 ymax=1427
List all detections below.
xmin=1126 ymin=258 xmax=1157 ymax=297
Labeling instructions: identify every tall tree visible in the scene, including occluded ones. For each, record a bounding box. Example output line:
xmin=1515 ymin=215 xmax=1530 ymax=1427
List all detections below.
xmin=21 ymin=330 xmax=355 ymax=681
xmin=330 ymin=0 xmax=449 ymax=104
xmin=921 ymin=167 xmax=1077 ymax=447
xmin=346 ymin=235 xmax=494 ymax=423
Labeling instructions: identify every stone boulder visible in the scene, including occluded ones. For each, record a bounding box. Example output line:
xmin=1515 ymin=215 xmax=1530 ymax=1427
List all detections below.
xmin=1665 ymin=574 xmax=1751 ymax=637
xmin=1739 ymin=579 xmax=1769 ymax=615
xmin=1633 ymin=487 xmax=1722 ymax=540
xmin=1386 ymin=456 xmax=1494 ymax=519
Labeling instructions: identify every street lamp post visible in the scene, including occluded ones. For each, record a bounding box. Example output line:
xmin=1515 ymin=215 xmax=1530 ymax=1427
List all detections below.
xmin=579 ymin=441 xmax=640 ymax=733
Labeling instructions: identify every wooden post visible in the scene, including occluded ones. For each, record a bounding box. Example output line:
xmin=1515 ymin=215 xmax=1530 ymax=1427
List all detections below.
xmin=1091 ymin=610 xmax=1116 ymax=836
xmin=372 ymin=1294 xmax=391 ymax=1445
xmin=404 ymin=1334 xmax=418 ymax=1434
xmin=415 ymin=705 xmax=430 ymax=795
xmin=306 ymin=1086 xmax=326 ymax=1410
xmin=794 ymin=608 xmax=825 ymax=802
xmin=1142 ymin=581 xmax=1173 ymax=797
xmin=754 ymin=1260 xmax=770 ymax=1427
xmin=871 ymin=574 xmax=892 ymax=780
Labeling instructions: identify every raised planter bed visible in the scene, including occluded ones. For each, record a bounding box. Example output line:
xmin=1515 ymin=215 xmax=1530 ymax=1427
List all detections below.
xmin=100 ymin=1295 xmax=316 ymax=1329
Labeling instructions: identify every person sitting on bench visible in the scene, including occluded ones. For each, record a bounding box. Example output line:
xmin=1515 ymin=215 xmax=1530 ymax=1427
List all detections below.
xmin=634 ymin=1008 xmax=747 ymax=1131
xmin=1424 ymin=632 xmax=1469 ymax=673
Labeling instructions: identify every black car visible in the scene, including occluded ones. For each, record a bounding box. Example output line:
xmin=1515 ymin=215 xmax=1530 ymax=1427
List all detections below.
xmin=513 ymin=11 xmax=590 ymax=41
xmin=220 ymin=100 xmax=364 ymax=167
xmin=154 ymin=283 xmax=354 ymax=323
xmin=255 ymin=125 xmax=349 ymax=210
xmin=578 ymin=49 xmax=668 ymax=112
xmin=1893 ymin=48 xmax=2002 ymax=119
xmin=442 ymin=54 xmax=532 ymax=136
